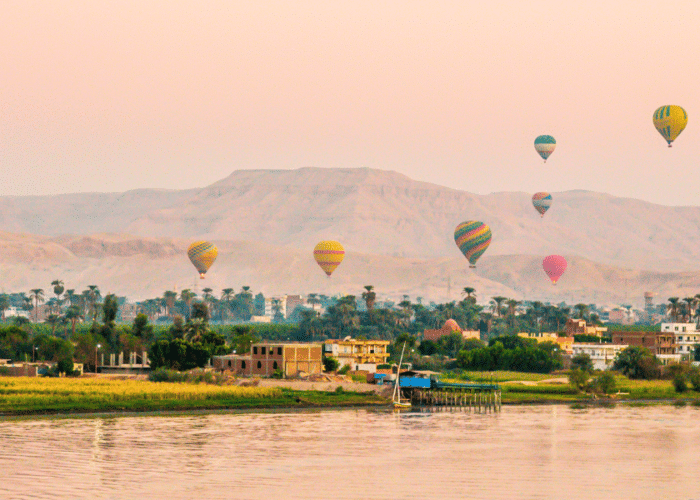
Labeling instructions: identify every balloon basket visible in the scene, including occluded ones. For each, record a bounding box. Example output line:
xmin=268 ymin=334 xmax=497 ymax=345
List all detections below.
xmin=469 ymin=265 xmax=476 ymax=269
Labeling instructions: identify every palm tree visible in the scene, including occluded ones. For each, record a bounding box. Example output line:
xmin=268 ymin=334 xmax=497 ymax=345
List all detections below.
xmin=491 ymin=296 xmax=507 ymax=317
xmin=46 ymin=314 xmax=60 ymax=334
xmin=64 ymin=289 xmax=76 ymax=306
xmin=29 ymin=289 xmax=44 ymax=322
xmin=64 ymin=305 xmax=83 ymax=336
xmin=462 ymin=287 xmax=477 ymax=304
xmin=362 ymin=285 xmax=376 ymax=311
xmin=163 ymin=291 xmax=177 ymax=318
xmin=505 ymin=299 xmax=520 ymax=327
xmin=573 ymin=303 xmax=589 ymax=321
xmin=180 ymin=289 xmax=196 ymax=319
xmin=667 ymin=297 xmax=681 ymax=322
xmin=0 ymin=294 xmax=9 ymax=321
xmin=51 ymin=279 xmax=64 ymax=302
xmin=184 ymin=318 xmax=208 ymax=343
xmin=683 ymin=297 xmax=696 ymax=322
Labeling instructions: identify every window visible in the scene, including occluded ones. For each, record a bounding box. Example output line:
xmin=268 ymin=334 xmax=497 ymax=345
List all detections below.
xmin=261 ymin=346 xmax=266 ymax=355
xmin=683 ymin=327 xmax=687 ymax=332
xmin=228 ymin=360 xmax=232 ymax=367
xmin=253 ymin=346 xmax=258 ymax=354
xmin=241 ymin=361 xmax=246 ymax=369
xmin=278 ymin=347 xmax=282 ymax=355
xmin=273 ymin=361 xmax=278 ymax=370
xmin=257 ymin=361 xmax=262 ymax=369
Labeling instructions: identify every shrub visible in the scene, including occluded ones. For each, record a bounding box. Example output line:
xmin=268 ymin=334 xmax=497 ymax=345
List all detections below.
xmin=338 ymin=365 xmax=351 ymax=375
xmin=377 ymin=364 xmax=391 ymax=370
xmin=571 ymin=353 xmax=594 ymax=373
xmin=323 ymin=356 xmax=340 ymax=372
xmin=57 ymin=358 xmax=74 ymax=375
xmin=612 ymin=346 xmax=661 ymax=380
xmin=673 ymin=373 xmax=688 ymax=393
xmin=689 ymin=367 xmax=700 ymax=391
xmin=568 ymin=368 xmax=589 ymax=392
xmin=271 ymin=369 xmax=284 ymax=379
xmin=334 ymin=385 xmax=344 ymax=394
xmin=591 ymin=371 xmax=616 ymax=395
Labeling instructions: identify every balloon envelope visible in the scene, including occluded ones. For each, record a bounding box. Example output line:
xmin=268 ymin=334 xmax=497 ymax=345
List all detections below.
xmin=543 ymin=255 xmax=567 ymax=284
xmin=187 ymin=241 xmax=218 ymax=279
xmin=313 ymin=240 xmax=345 ymax=276
xmin=653 ymin=105 xmax=687 ymax=147
xmin=454 ymin=221 xmax=492 ymax=268
xmin=532 ymin=192 xmax=552 ymax=217
xmin=534 ymin=135 xmax=556 ymax=162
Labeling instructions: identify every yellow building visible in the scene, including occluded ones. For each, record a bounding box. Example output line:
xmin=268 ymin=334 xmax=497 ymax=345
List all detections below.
xmin=517 ymin=332 xmax=559 ymax=342
xmin=323 ymin=338 xmax=390 ymax=371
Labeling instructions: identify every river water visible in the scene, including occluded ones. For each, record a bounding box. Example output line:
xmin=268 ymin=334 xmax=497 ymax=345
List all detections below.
xmin=1 ymin=404 xmax=699 ymax=499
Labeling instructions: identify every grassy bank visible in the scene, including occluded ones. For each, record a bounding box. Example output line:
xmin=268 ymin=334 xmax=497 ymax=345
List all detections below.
xmin=0 ymin=378 xmax=387 ymax=416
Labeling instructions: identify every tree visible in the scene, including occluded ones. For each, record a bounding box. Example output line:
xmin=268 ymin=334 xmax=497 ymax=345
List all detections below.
xmin=230 ymin=325 xmax=259 ymax=354
xmin=29 ymin=288 xmax=44 ymax=322
xmin=180 ymin=289 xmax=196 ymax=319
xmin=462 ymin=287 xmax=476 ymax=304
xmin=571 ymin=353 xmax=594 ymax=373
xmin=100 ymin=294 xmax=119 ymax=348
xmin=505 ymin=299 xmax=520 ymax=327
xmin=191 ymin=301 xmax=209 ymax=322
xmin=163 ymin=291 xmax=177 ymax=318
xmin=148 ymin=339 xmax=210 ymax=371
xmin=491 ymin=296 xmax=507 ymax=317
xmin=612 ymin=346 xmax=660 ymax=380
xmin=591 ymin=371 xmax=617 ymax=395
xmin=569 ymin=368 xmax=589 ymax=392
xmin=271 ymin=298 xmax=284 ymax=323
xmin=323 ymin=356 xmax=340 ymax=372
xmin=684 ymin=297 xmax=696 ymax=322
xmin=0 ymin=294 xmax=9 ymax=321
xmin=573 ymin=303 xmax=589 ymax=321
xmin=254 ymin=293 xmax=265 ymax=316
xmin=667 ymin=297 xmax=681 ymax=322
xmin=132 ymin=313 xmax=154 ymax=343
xmin=362 ymin=286 xmax=376 ymax=311
xmin=51 ymin=280 xmax=65 ymax=301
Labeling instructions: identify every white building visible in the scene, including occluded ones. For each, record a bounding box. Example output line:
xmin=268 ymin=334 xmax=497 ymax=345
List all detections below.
xmin=5 ymin=306 xmax=29 ymax=319
xmin=572 ymin=343 xmax=628 ymax=371
xmin=264 ymin=296 xmax=287 ymax=318
xmin=661 ymin=323 xmax=699 ymax=358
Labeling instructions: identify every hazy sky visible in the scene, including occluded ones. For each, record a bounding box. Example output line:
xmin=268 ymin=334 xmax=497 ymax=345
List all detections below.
xmin=1 ymin=1 xmax=699 ymax=205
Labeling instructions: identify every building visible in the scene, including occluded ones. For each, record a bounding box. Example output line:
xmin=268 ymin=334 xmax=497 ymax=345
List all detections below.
xmin=572 ymin=343 xmax=628 ymax=370
xmin=285 ymin=295 xmax=305 ymax=318
xmin=661 ymin=323 xmax=700 ymax=359
xmin=611 ymin=330 xmax=679 ymax=364
xmin=565 ymin=319 xmax=608 ymax=337
xmin=423 ymin=319 xmax=480 ymax=342
xmin=265 ymin=296 xmax=287 ymax=319
xmin=518 ymin=332 xmax=558 ymax=342
xmin=213 ymin=342 xmax=322 ymax=378
xmin=323 ymin=338 xmax=390 ymax=372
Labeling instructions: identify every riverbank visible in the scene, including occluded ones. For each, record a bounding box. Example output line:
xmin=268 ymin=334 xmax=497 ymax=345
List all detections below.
xmin=0 ymin=377 xmax=388 ymax=417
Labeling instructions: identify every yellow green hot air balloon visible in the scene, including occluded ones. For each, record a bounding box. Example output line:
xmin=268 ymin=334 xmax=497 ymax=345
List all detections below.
xmin=313 ymin=241 xmax=345 ymax=277
xmin=454 ymin=221 xmax=492 ymax=268
xmin=187 ymin=241 xmax=218 ymax=279
xmin=653 ymin=105 xmax=687 ymax=147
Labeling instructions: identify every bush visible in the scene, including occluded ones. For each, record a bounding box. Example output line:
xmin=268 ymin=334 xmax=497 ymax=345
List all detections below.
xmin=149 ymin=367 xmax=186 ymax=382
xmin=612 ymin=346 xmax=661 ymax=380
xmin=323 ymin=356 xmax=340 ymax=372
xmin=689 ymin=367 xmax=700 ymax=391
xmin=57 ymin=358 xmax=74 ymax=375
xmin=571 ymin=353 xmax=594 ymax=373
xmin=377 ymin=364 xmax=391 ymax=370
xmin=338 ymin=365 xmax=351 ymax=375
xmin=673 ymin=373 xmax=688 ymax=393
xmin=271 ymin=369 xmax=284 ymax=379
xmin=591 ymin=371 xmax=616 ymax=395
xmin=568 ymin=368 xmax=589 ymax=392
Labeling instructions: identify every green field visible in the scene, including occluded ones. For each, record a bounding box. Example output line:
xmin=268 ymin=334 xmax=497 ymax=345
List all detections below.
xmin=0 ymin=377 xmax=387 ymax=416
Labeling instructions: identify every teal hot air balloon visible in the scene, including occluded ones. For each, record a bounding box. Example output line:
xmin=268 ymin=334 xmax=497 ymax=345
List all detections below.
xmin=454 ymin=221 xmax=492 ymax=268
xmin=534 ymin=135 xmax=556 ymax=162
xmin=532 ymin=192 xmax=552 ymax=217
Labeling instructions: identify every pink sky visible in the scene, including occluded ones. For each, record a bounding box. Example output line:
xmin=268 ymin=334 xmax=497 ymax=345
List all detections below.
xmin=1 ymin=0 xmax=699 ymax=205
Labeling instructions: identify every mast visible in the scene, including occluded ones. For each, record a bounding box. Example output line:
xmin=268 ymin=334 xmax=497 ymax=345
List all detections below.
xmin=393 ymin=342 xmax=407 ymax=403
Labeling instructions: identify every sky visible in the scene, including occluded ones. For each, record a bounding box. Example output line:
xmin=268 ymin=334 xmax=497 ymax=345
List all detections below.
xmin=1 ymin=0 xmax=700 ymax=205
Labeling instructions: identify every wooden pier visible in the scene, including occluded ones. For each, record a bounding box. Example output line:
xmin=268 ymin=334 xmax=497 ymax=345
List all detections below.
xmin=406 ymin=382 xmax=502 ymax=412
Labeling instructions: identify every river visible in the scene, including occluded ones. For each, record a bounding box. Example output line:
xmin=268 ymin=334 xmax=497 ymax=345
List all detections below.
xmin=1 ymin=404 xmax=698 ymax=499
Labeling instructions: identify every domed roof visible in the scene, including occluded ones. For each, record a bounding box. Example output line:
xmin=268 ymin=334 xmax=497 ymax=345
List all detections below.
xmin=444 ymin=319 xmax=461 ymax=332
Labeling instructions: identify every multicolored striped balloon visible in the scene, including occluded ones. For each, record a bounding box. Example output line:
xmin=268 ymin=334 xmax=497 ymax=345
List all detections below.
xmin=534 ymin=135 xmax=556 ymax=162
xmin=532 ymin=192 xmax=553 ymax=218
xmin=187 ymin=241 xmax=218 ymax=279
xmin=543 ymin=255 xmax=567 ymax=285
xmin=313 ymin=240 xmax=345 ymax=277
xmin=653 ymin=105 xmax=687 ymax=147
xmin=454 ymin=221 xmax=492 ymax=269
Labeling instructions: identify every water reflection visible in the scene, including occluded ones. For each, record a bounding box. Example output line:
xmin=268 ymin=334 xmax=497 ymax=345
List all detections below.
xmin=2 ymin=405 xmax=700 ymax=499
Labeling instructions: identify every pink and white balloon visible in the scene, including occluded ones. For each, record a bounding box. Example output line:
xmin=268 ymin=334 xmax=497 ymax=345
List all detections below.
xmin=543 ymin=255 xmax=567 ymax=285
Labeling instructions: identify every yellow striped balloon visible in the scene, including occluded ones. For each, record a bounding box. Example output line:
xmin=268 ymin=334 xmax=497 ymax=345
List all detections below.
xmin=187 ymin=241 xmax=218 ymax=279
xmin=313 ymin=241 xmax=345 ymax=277
xmin=653 ymin=105 xmax=687 ymax=147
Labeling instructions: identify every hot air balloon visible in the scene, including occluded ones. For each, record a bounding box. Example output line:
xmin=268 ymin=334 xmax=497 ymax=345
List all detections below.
xmin=187 ymin=241 xmax=218 ymax=279
xmin=543 ymin=255 xmax=567 ymax=285
xmin=534 ymin=135 xmax=556 ymax=162
xmin=653 ymin=105 xmax=687 ymax=147
xmin=532 ymin=192 xmax=552 ymax=218
xmin=454 ymin=221 xmax=492 ymax=268
xmin=313 ymin=241 xmax=345 ymax=277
